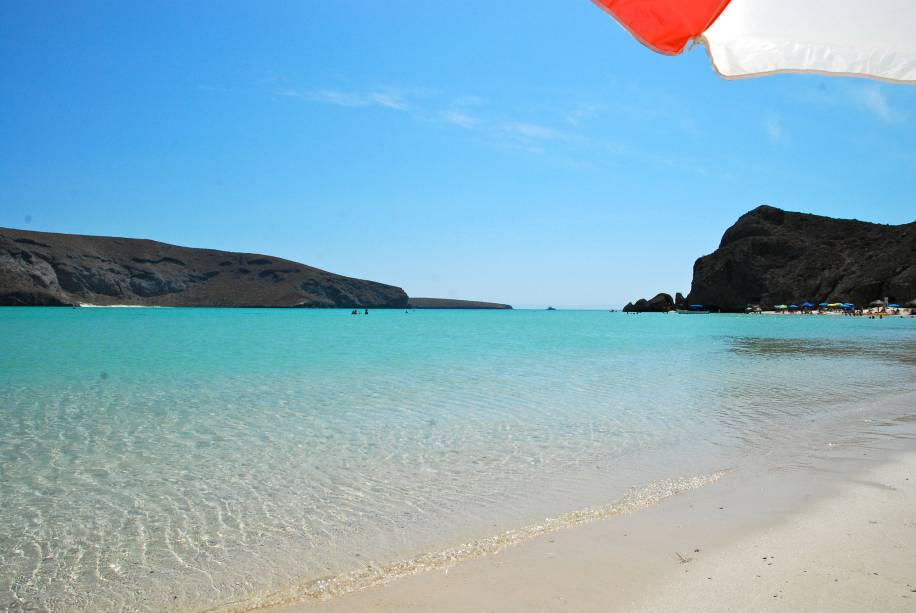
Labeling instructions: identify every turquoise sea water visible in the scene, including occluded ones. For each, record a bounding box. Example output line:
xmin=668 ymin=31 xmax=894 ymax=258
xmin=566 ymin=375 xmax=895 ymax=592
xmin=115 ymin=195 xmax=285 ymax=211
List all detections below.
xmin=1 ymin=308 xmax=915 ymax=611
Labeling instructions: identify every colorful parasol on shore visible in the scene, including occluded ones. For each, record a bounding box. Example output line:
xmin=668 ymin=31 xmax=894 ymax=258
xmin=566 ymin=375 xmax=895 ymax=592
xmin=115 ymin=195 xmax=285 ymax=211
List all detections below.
xmin=592 ymin=0 xmax=916 ymax=83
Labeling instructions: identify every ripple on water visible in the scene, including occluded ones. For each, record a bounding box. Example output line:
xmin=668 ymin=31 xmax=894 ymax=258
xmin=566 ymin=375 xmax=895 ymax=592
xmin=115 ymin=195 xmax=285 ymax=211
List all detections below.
xmin=0 ymin=309 xmax=914 ymax=610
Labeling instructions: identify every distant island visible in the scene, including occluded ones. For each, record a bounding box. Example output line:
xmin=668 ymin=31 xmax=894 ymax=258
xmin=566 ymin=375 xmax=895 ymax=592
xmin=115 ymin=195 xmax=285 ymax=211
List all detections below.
xmin=407 ymin=298 xmax=512 ymax=309
xmin=624 ymin=205 xmax=916 ymax=312
xmin=0 ymin=227 xmax=510 ymax=309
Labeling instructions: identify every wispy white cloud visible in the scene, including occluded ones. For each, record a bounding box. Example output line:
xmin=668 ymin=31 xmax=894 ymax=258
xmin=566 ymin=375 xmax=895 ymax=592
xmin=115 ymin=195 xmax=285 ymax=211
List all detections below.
xmin=280 ymin=88 xmax=412 ymax=111
xmin=765 ymin=112 xmax=784 ymax=144
xmin=282 ymin=82 xmax=724 ymax=174
xmin=798 ymin=83 xmax=904 ymax=123
xmin=481 ymin=121 xmax=564 ymax=153
xmin=282 ymin=84 xmax=586 ymax=154
xmin=852 ymin=85 xmax=896 ymax=123
xmin=437 ymin=95 xmax=485 ymax=128
xmin=440 ymin=109 xmax=479 ymax=128
xmin=564 ymin=104 xmax=600 ymax=127
xmin=503 ymin=121 xmax=558 ymax=141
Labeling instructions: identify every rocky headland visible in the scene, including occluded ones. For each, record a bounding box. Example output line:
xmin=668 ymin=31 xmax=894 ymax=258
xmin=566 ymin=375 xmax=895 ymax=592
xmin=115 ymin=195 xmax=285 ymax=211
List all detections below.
xmin=624 ymin=205 xmax=916 ymax=312
xmin=0 ymin=227 xmax=409 ymax=308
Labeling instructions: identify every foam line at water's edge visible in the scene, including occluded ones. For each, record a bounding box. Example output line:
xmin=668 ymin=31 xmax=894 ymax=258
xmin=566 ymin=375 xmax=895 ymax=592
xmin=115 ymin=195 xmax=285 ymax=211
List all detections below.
xmin=202 ymin=471 xmax=728 ymax=613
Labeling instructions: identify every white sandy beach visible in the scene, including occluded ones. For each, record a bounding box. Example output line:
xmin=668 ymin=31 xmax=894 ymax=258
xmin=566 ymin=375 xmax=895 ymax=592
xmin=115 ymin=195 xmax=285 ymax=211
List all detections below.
xmin=275 ymin=431 xmax=916 ymax=613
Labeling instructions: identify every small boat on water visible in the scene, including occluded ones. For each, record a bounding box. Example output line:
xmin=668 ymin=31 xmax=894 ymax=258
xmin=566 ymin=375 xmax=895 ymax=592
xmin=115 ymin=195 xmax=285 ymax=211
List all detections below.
xmin=677 ymin=304 xmax=710 ymax=314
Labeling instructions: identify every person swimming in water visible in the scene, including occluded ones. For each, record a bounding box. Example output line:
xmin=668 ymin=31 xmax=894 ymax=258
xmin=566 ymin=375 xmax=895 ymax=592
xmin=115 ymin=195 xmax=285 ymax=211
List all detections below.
xmin=364 ymin=308 xmax=369 ymax=315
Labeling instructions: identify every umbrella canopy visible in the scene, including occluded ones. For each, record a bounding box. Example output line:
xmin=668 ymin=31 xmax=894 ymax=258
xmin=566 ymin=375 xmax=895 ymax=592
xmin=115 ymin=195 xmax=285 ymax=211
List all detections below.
xmin=788 ymin=304 xmax=799 ymax=309
xmin=774 ymin=304 xmax=787 ymax=309
xmin=870 ymin=300 xmax=886 ymax=306
xmin=818 ymin=302 xmax=828 ymax=307
xmin=801 ymin=302 xmax=813 ymax=307
xmin=689 ymin=304 xmax=704 ymax=308
xmin=593 ymin=0 xmax=916 ymax=82
xmin=888 ymin=304 xmax=900 ymax=308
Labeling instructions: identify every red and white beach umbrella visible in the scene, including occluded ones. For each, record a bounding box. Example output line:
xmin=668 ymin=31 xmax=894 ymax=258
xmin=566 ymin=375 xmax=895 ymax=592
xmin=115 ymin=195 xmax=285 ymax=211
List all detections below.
xmin=593 ymin=0 xmax=916 ymax=83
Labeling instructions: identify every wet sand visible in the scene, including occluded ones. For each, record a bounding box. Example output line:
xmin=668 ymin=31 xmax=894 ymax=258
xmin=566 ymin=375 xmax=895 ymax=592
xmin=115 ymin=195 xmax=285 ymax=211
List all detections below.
xmin=273 ymin=428 xmax=916 ymax=613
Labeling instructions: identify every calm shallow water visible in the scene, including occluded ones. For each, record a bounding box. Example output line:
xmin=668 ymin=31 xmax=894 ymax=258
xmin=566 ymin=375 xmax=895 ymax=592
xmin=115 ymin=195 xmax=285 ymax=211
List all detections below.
xmin=1 ymin=308 xmax=915 ymax=611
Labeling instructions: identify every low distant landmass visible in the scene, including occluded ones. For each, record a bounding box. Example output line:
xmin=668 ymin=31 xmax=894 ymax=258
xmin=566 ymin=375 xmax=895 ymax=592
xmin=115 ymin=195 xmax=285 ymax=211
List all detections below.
xmin=625 ymin=205 xmax=916 ymax=312
xmin=407 ymin=298 xmax=512 ymax=309
xmin=0 ymin=227 xmax=410 ymax=308
xmin=0 ymin=227 xmax=515 ymax=309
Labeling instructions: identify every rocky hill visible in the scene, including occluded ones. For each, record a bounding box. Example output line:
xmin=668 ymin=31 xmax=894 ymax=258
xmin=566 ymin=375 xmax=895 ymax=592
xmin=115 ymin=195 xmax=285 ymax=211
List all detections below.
xmin=686 ymin=206 xmax=915 ymax=311
xmin=407 ymin=298 xmax=512 ymax=309
xmin=622 ymin=293 xmax=674 ymax=312
xmin=623 ymin=206 xmax=915 ymax=312
xmin=0 ymin=227 xmax=409 ymax=308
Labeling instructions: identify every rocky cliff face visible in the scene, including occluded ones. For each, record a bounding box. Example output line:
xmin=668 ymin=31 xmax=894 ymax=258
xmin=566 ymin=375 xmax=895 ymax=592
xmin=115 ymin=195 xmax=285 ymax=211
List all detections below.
xmin=623 ymin=293 xmax=674 ymax=312
xmin=0 ymin=227 xmax=409 ymax=308
xmin=686 ymin=206 xmax=916 ymax=311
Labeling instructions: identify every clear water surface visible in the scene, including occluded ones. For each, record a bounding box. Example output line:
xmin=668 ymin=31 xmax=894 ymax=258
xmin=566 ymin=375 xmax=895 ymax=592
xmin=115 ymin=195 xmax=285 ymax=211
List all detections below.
xmin=1 ymin=308 xmax=915 ymax=610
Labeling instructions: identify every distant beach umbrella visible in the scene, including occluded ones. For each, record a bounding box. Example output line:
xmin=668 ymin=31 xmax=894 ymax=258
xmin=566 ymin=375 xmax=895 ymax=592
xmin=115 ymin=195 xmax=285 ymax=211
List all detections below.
xmin=801 ymin=302 xmax=813 ymax=308
xmin=689 ymin=304 xmax=704 ymax=308
xmin=870 ymin=300 xmax=886 ymax=306
xmin=592 ymin=0 xmax=916 ymax=82
xmin=887 ymin=304 xmax=899 ymax=308
xmin=818 ymin=302 xmax=828 ymax=307
xmin=774 ymin=304 xmax=787 ymax=310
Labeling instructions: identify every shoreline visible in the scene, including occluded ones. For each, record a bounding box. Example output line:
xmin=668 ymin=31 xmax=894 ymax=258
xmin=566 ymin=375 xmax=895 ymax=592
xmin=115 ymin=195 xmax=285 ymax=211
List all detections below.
xmin=210 ymin=472 xmax=728 ymax=611
xmin=267 ymin=413 xmax=916 ymax=613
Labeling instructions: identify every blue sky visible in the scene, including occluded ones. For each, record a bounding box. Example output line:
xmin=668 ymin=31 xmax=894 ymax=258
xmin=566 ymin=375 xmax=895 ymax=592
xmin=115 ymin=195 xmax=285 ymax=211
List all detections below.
xmin=2 ymin=1 xmax=914 ymax=308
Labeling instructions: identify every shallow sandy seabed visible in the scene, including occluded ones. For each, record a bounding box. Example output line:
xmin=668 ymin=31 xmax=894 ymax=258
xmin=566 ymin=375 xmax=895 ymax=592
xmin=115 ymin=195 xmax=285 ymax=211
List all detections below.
xmin=272 ymin=431 xmax=916 ymax=613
